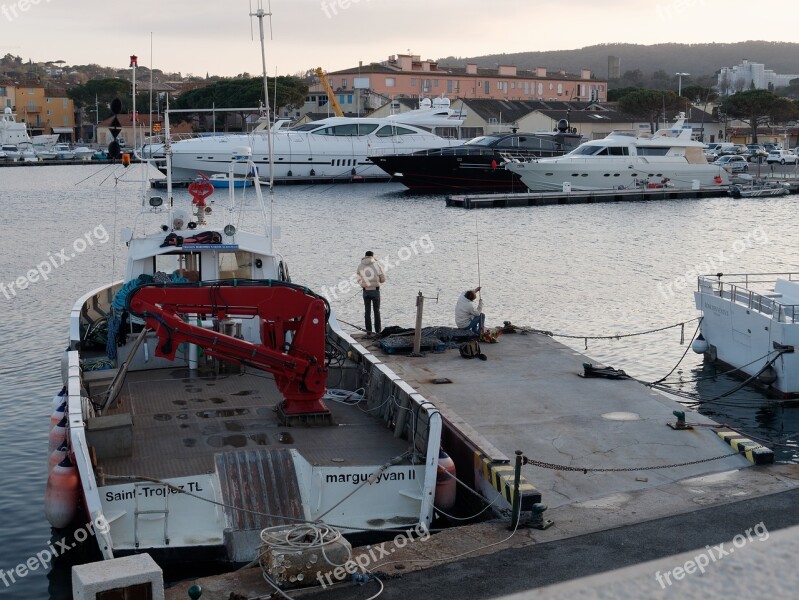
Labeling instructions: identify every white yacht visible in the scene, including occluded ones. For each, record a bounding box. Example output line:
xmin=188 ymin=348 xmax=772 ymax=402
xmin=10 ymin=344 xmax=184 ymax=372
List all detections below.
xmin=505 ymin=113 xmax=730 ymax=191
xmin=1 ymin=143 xmax=21 ymax=161
xmin=168 ymin=99 xmax=465 ymax=181
xmin=694 ymin=273 xmax=799 ymax=397
xmin=0 ymin=106 xmax=58 ymax=148
xmin=73 ymin=146 xmax=95 ymax=161
xmin=53 ymin=143 xmax=75 ymax=160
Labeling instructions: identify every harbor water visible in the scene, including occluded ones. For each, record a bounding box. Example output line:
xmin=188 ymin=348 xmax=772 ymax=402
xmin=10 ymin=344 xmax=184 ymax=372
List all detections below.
xmin=1 ymin=164 xmax=798 ymax=598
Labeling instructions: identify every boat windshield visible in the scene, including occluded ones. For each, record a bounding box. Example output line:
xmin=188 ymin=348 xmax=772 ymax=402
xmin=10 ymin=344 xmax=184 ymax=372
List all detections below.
xmin=464 ymin=136 xmax=502 ymax=147
xmin=571 ymin=145 xmax=605 ymax=156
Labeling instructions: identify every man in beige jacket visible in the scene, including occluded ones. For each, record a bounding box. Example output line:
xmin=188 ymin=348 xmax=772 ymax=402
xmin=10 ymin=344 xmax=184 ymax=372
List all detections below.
xmin=356 ymin=251 xmax=386 ymax=335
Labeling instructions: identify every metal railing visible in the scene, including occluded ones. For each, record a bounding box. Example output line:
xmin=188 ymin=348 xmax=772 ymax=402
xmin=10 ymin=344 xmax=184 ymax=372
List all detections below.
xmin=697 ymin=273 xmax=799 ymax=323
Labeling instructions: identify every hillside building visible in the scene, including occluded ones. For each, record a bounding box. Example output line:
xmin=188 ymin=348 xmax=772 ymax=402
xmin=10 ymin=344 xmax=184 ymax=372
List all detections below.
xmin=718 ymin=60 xmax=799 ymax=94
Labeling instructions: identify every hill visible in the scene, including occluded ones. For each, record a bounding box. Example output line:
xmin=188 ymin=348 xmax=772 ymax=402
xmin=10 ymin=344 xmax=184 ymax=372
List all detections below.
xmin=437 ymin=41 xmax=799 ymax=84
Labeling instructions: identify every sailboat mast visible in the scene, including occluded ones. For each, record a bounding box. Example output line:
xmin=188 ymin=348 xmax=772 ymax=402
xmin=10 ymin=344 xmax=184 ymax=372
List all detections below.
xmin=251 ymin=1 xmax=274 ymax=253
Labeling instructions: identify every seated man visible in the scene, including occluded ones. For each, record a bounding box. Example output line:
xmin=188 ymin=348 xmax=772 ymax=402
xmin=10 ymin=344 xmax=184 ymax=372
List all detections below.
xmin=455 ymin=286 xmax=485 ymax=334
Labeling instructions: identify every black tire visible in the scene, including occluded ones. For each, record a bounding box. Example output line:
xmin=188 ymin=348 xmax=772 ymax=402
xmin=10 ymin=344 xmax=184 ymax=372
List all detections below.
xmin=781 ymin=159 xmax=786 ymax=165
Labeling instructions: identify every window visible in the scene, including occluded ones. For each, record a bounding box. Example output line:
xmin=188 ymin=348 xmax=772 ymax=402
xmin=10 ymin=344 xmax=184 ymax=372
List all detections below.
xmin=411 ymin=78 xmax=417 ymax=86
xmin=341 ymin=79 xmax=347 ymax=88
xmin=549 ymin=83 xmax=553 ymax=90
xmin=484 ymin=81 xmax=489 ymax=94
xmin=218 ymin=251 xmax=253 ymax=280
xmin=608 ymin=146 xmax=629 ymax=156
xmin=557 ymin=83 xmax=563 ymax=94
xmin=347 ymin=94 xmax=353 ymax=103
xmin=338 ymin=95 xmax=345 ymax=105
xmin=447 ymin=80 xmax=453 ymax=93
xmin=538 ymin=83 xmax=543 ymax=95
xmin=638 ymin=147 xmax=670 ymax=156
xmin=0 ymin=87 xmax=5 ymax=95
xmin=375 ymin=125 xmax=417 ymax=137
xmin=511 ymin=82 xmax=515 ymax=89
xmin=385 ymin=77 xmax=395 ymax=87
xmin=154 ymin=252 xmax=201 ymax=282
xmin=313 ymin=123 xmax=378 ymax=136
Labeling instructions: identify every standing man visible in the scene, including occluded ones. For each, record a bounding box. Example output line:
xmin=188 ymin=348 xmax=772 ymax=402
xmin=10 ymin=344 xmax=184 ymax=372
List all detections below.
xmin=356 ymin=251 xmax=386 ymax=335
xmin=455 ymin=286 xmax=484 ymax=334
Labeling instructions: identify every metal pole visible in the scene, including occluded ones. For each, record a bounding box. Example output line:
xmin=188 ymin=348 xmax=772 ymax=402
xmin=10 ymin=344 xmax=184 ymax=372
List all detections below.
xmin=510 ymin=450 xmax=523 ymax=529
xmin=412 ymin=292 xmax=424 ymax=355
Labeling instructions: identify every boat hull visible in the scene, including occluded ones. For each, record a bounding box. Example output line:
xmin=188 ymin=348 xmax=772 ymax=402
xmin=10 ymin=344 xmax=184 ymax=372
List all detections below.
xmin=507 ymin=158 xmax=729 ymax=191
xmin=695 ymin=280 xmax=799 ymax=397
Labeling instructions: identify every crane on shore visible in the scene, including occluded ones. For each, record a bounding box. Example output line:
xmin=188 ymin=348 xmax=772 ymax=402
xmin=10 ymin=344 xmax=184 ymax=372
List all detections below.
xmin=315 ymin=67 xmax=344 ymax=117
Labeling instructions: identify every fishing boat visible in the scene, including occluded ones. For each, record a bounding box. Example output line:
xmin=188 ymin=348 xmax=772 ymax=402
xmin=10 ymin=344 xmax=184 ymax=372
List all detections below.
xmin=46 ymin=8 xmax=442 ymax=564
xmin=694 ymin=273 xmax=799 ymax=397
xmin=505 ymin=113 xmax=730 ymax=192
xmin=728 ymin=176 xmax=791 ymax=198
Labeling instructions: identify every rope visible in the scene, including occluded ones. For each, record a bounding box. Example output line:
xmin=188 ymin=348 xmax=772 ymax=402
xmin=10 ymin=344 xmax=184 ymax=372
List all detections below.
xmin=521 ymin=451 xmax=736 ymax=474
xmin=522 ymin=318 xmax=700 ymax=350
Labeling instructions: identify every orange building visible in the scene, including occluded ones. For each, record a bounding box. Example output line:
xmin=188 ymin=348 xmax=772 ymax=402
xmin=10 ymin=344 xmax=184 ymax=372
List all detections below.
xmin=14 ymin=85 xmax=75 ymax=139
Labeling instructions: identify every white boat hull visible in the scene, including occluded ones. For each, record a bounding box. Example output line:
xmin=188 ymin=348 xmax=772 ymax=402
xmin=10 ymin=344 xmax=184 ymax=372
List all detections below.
xmin=695 ymin=276 xmax=799 ymax=396
xmin=507 ymin=157 xmax=729 ymax=191
xmin=170 ymin=130 xmax=462 ymax=180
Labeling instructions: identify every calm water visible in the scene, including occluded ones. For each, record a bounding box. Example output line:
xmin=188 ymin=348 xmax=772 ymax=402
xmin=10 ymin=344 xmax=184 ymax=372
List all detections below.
xmin=1 ymin=164 xmax=798 ymax=598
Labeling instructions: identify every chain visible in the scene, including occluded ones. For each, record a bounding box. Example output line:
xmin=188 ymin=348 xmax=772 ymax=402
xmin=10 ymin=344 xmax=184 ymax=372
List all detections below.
xmin=522 ymin=451 xmax=736 ymax=474
xmin=522 ymin=318 xmax=698 ymax=342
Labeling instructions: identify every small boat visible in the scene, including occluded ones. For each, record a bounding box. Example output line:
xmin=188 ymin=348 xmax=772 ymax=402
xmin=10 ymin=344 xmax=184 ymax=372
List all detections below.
xmin=72 ymin=147 xmax=95 ymax=161
xmin=1 ymin=144 xmax=21 ymax=161
xmin=53 ymin=143 xmax=75 ymax=160
xmin=36 ymin=148 xmax=57 ymax=160
xmin=728 ymin=175 xmax=790 ymax=198
xmin=93 ymin=149 xmax=109 ymax=161
xmin=695 ymin=273 xmax=799 ymax=397
xmin=208 ymin=172 xmax=254 ymax=188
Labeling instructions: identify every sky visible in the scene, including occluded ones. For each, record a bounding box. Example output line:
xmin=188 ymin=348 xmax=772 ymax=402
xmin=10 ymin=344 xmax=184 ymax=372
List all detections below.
xmin=1 ymin=0 xmax=797 ymax=78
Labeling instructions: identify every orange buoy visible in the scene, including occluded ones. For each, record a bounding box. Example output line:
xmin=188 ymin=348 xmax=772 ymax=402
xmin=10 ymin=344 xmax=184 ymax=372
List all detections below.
xmin=50 ymin=399 xmax=66 ymax=431
xmin=49 ymin=440 xmax=68 ymax=472
xmin=714 ymin=175 xmax=723 ymax=184
xmin=48 ymin=415 xmax=67 ymax=454
xmin=121 ymin=153 xmax=131 ymax=167
xmin=44 ymin=455 xmax=80 ymax=528
xmin=434 ymin=450 xmax=457 ymax=511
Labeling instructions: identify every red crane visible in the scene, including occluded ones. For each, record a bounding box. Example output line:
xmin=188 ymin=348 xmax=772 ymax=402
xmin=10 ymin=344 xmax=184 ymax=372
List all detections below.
xmin=127 ymin=282 xmax=330 ymax=416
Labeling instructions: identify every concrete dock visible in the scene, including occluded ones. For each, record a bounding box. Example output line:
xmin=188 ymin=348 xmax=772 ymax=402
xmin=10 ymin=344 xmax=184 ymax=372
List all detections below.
xmin=161 ymin=331 xmax=799 ymax=599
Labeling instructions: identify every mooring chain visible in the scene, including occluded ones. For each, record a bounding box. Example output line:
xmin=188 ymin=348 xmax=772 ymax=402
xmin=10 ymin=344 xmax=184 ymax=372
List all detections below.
xmin=521 ymin=452 xmax=734 ymax=474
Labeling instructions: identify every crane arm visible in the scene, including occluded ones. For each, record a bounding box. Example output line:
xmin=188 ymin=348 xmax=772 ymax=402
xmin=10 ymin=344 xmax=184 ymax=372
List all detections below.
xmin=315 ymin=67 xmax=345 ymax=117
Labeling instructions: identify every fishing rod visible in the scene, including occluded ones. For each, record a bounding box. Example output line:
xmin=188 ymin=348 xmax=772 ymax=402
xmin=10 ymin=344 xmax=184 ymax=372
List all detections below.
xmin=475 ymin=216 xmax=481 ymax=290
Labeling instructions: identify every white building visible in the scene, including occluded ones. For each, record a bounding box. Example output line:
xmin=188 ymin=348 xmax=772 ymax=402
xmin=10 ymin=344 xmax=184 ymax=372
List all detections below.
xmin=718 ymin=60 xmax=799 ymax=95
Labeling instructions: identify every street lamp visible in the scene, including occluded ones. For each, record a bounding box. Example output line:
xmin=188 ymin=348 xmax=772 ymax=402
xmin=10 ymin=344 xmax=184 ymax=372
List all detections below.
xmin=676 ymin=72 xmax=690 ymax=97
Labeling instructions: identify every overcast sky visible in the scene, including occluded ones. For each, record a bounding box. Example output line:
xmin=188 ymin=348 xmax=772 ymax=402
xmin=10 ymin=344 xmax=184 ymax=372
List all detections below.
xmin=1 ymin=0 xmax=796 ymax=77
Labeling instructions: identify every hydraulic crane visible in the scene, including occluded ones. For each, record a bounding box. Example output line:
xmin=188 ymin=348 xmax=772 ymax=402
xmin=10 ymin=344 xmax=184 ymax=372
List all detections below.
xmin=127 ymin=281 xmax=330 ymax=417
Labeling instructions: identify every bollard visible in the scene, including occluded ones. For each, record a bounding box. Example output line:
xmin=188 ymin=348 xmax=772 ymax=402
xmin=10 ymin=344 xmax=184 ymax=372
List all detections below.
xmin=510 ymin=450 xmax=523 ymax=529
xmin=411 ymin=291 xmax=424 ymax=356
xmin=668 ymin=410 xmax=692 ymax=430
xmin=188 ymin=584 xmax=202 ymax=599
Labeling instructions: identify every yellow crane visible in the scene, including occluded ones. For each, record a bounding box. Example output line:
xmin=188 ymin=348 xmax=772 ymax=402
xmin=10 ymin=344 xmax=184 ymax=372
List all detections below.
xmin=315 ymin=67 xmax=344 ymax=117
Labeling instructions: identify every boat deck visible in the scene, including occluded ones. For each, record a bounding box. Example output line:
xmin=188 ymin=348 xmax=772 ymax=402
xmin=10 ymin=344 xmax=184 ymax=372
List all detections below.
xmin=99 ymin=367 xmax=411 ymax=480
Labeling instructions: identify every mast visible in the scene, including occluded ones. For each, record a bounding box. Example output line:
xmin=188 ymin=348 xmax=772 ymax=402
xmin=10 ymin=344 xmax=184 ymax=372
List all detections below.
xmin=251 ymin=0 xmax=274 ymax=254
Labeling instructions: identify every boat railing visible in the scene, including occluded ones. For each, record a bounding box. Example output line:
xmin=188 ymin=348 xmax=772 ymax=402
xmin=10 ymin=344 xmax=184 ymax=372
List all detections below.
xmin=697 ymin=273 xmax=799 ymax=323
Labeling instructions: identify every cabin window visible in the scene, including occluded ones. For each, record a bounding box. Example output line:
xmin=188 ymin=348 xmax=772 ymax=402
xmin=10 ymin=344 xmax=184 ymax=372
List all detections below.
xmin=608 ymin=147 xmax=628 ymax=156
xmin=375 ymin=125 xmax=417 ymax=137
xmin=572 ymin=145 xmax=603 ymax=156
xmin=638 ymin=147 xmax=670 ymax=156
xmin=218 ymin=251 xmax=253 ymax=280
xmin=154 ymin=252 xmax=201 ymax=282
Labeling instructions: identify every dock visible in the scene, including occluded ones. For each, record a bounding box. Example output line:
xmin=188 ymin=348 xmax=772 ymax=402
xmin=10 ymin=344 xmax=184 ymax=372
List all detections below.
xmin=446 ymin=177 xmax=799 ymax=208
xmin=159 ymin=329 xmax=799 ymax=599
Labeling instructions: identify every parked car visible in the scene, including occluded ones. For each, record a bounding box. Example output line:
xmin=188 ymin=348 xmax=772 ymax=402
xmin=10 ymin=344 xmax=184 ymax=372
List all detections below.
xmin=744 ymin=144 xmax=768 ymax=162
xmin=733 ymin=144 xmax=748 ymax=155
xmin=713 ymin=155 xmax=749 ymax=172
xmin=766 ymin=150 xmax=798 ymax=165
xmin=762 ymin=143 xmax=782 ymax=153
